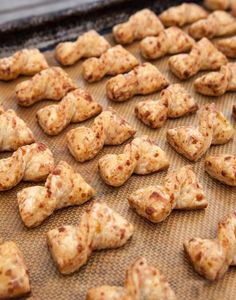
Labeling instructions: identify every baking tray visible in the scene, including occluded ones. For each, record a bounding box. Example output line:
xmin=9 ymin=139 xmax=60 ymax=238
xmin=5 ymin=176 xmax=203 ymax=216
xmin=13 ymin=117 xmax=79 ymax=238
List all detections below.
xmin=0 ymin=1 xmax=236 ymax=299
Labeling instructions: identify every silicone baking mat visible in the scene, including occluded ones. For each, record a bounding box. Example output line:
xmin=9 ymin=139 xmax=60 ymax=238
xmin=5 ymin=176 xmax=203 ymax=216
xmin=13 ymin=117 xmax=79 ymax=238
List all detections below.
xmin=0 ymin=33 xmax=235 ymax=300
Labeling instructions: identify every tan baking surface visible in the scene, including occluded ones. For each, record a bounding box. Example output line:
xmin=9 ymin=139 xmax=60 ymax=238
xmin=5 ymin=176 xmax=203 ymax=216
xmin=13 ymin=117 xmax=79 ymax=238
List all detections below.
xmin=0 ymin=34 xmax=235 ymax=300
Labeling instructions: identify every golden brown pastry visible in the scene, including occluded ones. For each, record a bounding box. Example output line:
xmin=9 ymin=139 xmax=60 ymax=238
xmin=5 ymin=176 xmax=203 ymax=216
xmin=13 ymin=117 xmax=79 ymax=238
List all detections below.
xmin=135 ymin=84 xmax=198 ymax=129
xmin=0 ymin=142 xmax=54 ymax=191
xmin=98 ymin=136 xmax=169 ymax=187
xmin=140 ymin=27 xmax=195 ymax=60
xmin=0 ymin=106 xmax=35 ymax=151
xmin=0 ymin=48 xmax=48 ymax=81
xmin=169 ymin=38 xmax=227 ymax=80
xmin=194 ymin=63 xmax=236 ymax=96
xmin=86 ymin=257 xmax=176 ymax=300
xmin=15 ymin=67 xmax=76 ymax=107
xmin=17 ymin=161 xmax=95 ymax=227
xmin=215 ymin=36 xmax=236 ymax=57
xmin=67 ymin=108 xmax=136 ymax=162
xmin=128 ymin=165 xmax=207 ymax=223
xmin=159 ymin=3 xmax=208 ymax=27
xmin=55 ymin=30 xmax=111 ymax=66
xmin=189 ymin=11 xmax=236 ymax=40
xmin=47 ymin=202 xmax=134 ymax=274
xmin=167 ymin=103 xmax=234 ymax=161
xmin=205 ymin=154 xmax=236 ymax=186
xmin=0 ymin=240 xmax=31 ymax=299
xmin=36 ymin=89 xmax=102 ymax=135
xmin=233 ymin=104 xmax=236 ymax=117
xmin=113 ymin=9 xmax=164 ymax=44
xmin=184 ymin=212 xmax=236 ymax=280
xmin=106 ymin=63 xmax=169 ymax=102
xmin=82 ymin=45 xmax=139 ymax=82
xmin=204 ymin=0 xmax=236 ymax=12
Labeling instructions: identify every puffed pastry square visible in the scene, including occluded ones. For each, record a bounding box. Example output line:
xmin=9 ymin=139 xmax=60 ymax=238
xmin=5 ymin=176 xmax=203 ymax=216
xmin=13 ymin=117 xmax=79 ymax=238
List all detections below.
xmin=159 ymin=3 xmax=208 ymax=27
xmin=47 ymin=202 xmax=134 ymax=274
xmin=113 ymin=9 xmax=164 ymax=44
xmin=0 ymin=106 xmax=35 ymax=151
xmin=0 ymin=48 xmax=48 ymax=81
xmin=140 ymin=27 xmax=195 ymax=60
xmin=205 ymin=154 xmax=236 ymax=186
xmin=106 ymin=63 xmax=169 ymax=102
xmin=82 ymin=45 xmax=139 ymax=82
xmin=204 ymin=0 xmax=236 ymax=11
xmin=15 ymin=67 xmax=76 ymax=106
xmin=0 ymin=241 xmax=30 ymax=299
xmin=188 ymin=11 xmax=236 ymax=40
xmin=86 ymin=257 xmax=176 ymax=300
xmin=36 ymin=89 xmax=102 ymax=135
xmin=169 ymin=38 xmax=227 ymax=80
xmin=135 ymin=84 xmax=198 ymax=128
xmin=215 ymin=36 xmax=236 ymax=58
xmin=55 ymin=30 xmax=111 ymax=65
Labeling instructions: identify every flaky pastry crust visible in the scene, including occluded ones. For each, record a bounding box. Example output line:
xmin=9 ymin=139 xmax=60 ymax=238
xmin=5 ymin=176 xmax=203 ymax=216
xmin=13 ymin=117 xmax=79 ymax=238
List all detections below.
xmin=204 ymin=0 xmax=236 ymax=12
xmin=215 ymin=36 xmax=236 ymax=58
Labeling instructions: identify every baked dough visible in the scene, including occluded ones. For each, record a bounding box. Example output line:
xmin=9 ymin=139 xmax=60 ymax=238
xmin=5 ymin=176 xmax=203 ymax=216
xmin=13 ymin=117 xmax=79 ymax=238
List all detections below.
xmin=113 ymin=9 xmax=164 ymax=44
xmin=0 ymin=241 xmax=31 ymax=299
xmin=184 ymin=212 xmax=236 ymax=280
xmin=18 ymin=161 xmax=95 ymax=227
xmin=159 ymin=3 xmax=208 ymax=27
xmin=0 ymin=48 xmax=48 ymax=81
xmin=194 ymin=63 xmax=236 ymax=96
xmin=215 ymin=36 xmax=236 ymax=58
xmin=128 ymin=165 xmax=207 ymax=223
xmin=189 ymin=11 xmax=236 ymax=40
xmin=16 ymin=67 xmax=76 ymax=106
xmin=140 ymin=27 xmax=195 ymax=60
xmin=55 ymin=30 xmax=111 ymax=65
xmin=167 ymin=103 xmax=234 ymax=161
xmin=169 ymin=38 xmax=227 ymax=80
xmin=0 ymin=142 xmax=54 ymax=191
xmin=98 ymin=136 xmax=169 ymax=187
xmin=135 ymin=84 xmax=198 ymax=128
xmin=67 ymin=108 xmax=136 ymax=162
xmin=205 ymin=154 xmax=236 ymax=186
xmin=82 ymin=45 xmax=138 ymax=82
xmin=36 ymin=89 xmax=102 ymax=135
xmin=86 ymin=257 xmax=176 ymax=300
xmin=106 ymin=63 xmax=169 ymax=102
xmin=0 ymin=106 xmax=35 ymax=151
xmin=47 ymin=202 xmax=134 ymax=274
xmin=204 ymin=0 xmax=236 ymax=12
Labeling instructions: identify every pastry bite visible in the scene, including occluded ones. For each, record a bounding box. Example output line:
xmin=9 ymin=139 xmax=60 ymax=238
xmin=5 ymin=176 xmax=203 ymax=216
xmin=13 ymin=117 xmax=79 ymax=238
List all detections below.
xmin=194 ymin=63 xmax=236 ymax=96
xmin=82 ymin=45 xmax=139 ymax=82
xmin=0 ymin=142 xmax=54 ymax=191
xmin=18 ymin=161 xmax=95 ymax=228
xmin=128 ymin=165 xmax=207 ymax=223
xmin=205 ymin=154 xmax=236 ymax=186
xmin=106 ymin=63 xmax=169 ymax=102
xmin=233 ymin=104 xmax=236 ymax=117
xmin=0 ymin=240 xmax=31 ymax=299
xmin=167 ymin=103 xmax=234 ymax=161
xmin=113 ymin=9 xmax=164 ymax=44
xmin=140 ymin=27 xmax=195 ymax=60
xmin=135 ymin=84 xmax=198 ymax=129
xmin=159 ymin=3 xmax=208 ymax=27
xmin=215 ymin=36 xmax=236 ymax=58
xmin=47 ymin=202 xmax=134 ymax=274
xmin=36 ymin=89 xmax=102 ymax=135
xmin=184 ymin=212 xmax=236 ymax=280
xmin=169 ymin=38 xmax=227 ymax=80
xmin=55 ymin=30 xmax=111 ymax=66
xmin=189 ymin=11 xmax=236 ymax=40
xmin=0 ymin=106 xmax=35 ymax=151
xmin=204 ymin=0 xmax=236 ymax=12
xmin=86 ymin=257 xmax=176 ymax=300
xmin=0 ymin=48 xmax=48 ymax=81
xmin=67 ymin=108 xmax=136 ymax=162
xmin=15 ymin=67 xmax=76 ymax=107
xmin=98 ymin=136 xmax=169 ymax=187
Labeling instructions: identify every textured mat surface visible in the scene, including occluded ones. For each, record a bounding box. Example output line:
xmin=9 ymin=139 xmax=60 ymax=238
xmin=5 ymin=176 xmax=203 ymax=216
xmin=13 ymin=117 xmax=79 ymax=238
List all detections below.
xmin=0 ymin=33 xmax=235 ymax=300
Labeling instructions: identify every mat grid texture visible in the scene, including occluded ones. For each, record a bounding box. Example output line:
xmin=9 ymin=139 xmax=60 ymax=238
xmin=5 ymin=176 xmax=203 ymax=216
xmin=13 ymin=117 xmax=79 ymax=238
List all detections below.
xmin=0 ymin=33 xmax=235 ymax=300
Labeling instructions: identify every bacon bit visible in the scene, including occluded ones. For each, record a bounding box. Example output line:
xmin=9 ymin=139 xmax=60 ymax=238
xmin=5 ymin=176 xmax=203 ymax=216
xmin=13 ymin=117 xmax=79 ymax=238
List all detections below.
xmin=120 ymin=229 xmax=125 ymax=240
xmin=195 ymin=252 xmax=202 ymax=261
xmin=224 ymin=156 xmax=232 ymax=161
xmin=221 ymin=170 xmax=227 ymax=176
xmin=77 ymin=244 xmax=83 ymax=253
xmin=150 ymin=191 xmax=160 ymax=199
xmin=37 ymin=143 xmax=47 ymax=151
xmin=58 ymin=227 xmax=66 ymax=233
xmin=196 ymin=194 xmax=204 ymax=201
xmin=52 ymin=169 xmax=61 ymax=176
xmin=145 ymin=206 xmax=155 ymax=215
